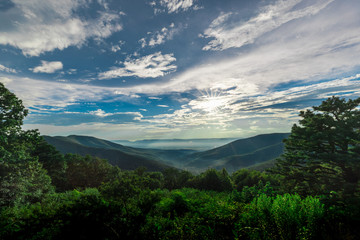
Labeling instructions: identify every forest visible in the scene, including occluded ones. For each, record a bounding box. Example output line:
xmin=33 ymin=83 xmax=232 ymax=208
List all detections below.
xmin=1 ymin=81 xmax=360 ymax=239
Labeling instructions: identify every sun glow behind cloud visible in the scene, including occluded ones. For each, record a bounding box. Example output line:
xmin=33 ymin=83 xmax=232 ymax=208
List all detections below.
xmin=191 ymin=89 xmax=230 ymax=114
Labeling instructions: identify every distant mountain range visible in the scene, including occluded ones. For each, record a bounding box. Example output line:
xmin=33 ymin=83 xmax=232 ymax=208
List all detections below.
xmin=113 ymin=138 xmax=238 ymax=151
xmin=43 ymin=135 xmax=195 ymax=171
xmin=182 ymin=133 xmax=290 ymax=172
xmin=43 ymin=133 xmax=290 ymax=173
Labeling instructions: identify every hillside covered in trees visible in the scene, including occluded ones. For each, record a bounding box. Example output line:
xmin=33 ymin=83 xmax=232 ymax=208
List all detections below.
xmin=1 ymin=82 xmax=360 ymax=239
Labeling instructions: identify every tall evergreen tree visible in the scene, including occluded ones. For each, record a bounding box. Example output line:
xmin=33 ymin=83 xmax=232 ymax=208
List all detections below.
xmin=274 ymin=96 xmax=360 ymax=196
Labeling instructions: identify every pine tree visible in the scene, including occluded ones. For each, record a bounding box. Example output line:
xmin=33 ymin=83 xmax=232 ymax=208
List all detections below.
xmin=274 ymin=96 xmax=360 ymax=196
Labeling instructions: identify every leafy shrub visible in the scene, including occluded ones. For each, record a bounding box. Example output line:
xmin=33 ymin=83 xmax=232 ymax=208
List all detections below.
xmin=231 ymin=168 xmax=281 ymax=191
xmin=236 ymin=193 xmax=324 ymax=239
xmin=231 ymin=181 xmax=276 ymax=203
xmin=141 ymin=188 xmax=239 ymax=240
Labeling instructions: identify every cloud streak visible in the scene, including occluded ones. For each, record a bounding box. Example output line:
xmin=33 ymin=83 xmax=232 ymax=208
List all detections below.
xmin=152 ymin=0 xmax=197 ymax=13
xmin=99 ymin=52 xmax=177 ymax=79
xmin=26 ymin=110 xmax=143 ymax=126
xmin=202 ymin=0 xmax=334 ymax=51
xmin=0 ymin=64 xmax=16 ymax=73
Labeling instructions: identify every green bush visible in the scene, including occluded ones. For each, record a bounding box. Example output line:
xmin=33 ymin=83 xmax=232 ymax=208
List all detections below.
xmin=141 ymin=188 xmax=239 ymax=240
xmin=236 ymin=193 xmax=324 ymax=239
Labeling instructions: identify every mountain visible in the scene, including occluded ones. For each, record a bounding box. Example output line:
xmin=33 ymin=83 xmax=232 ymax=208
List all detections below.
xmin=183 ymin=133 xmax=290 ymax=172
xmin=43 ymin=133 xmax=290 ymax=173
xmin=43 ymin=135 xmax=196 ymax=171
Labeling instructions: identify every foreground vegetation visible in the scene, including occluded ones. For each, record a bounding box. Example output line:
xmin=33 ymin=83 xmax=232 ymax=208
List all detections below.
xmin=1 ymin=82 xmax=359 ymax=239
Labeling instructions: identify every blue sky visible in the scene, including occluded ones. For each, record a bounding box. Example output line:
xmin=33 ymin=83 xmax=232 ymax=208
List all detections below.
xmin=1 ymin=0 xmax=360 ymax=140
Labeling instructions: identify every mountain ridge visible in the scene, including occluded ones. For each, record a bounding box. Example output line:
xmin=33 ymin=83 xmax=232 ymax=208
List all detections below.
xmin=43 ymin=133 xmax=290 ymax=172
xmin=183 ymin=133 xmax=290 ymax=172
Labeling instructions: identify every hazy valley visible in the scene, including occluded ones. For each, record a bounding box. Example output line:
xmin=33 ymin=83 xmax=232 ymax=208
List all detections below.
xmin=44 ymin=133 xmax=290 ymax=173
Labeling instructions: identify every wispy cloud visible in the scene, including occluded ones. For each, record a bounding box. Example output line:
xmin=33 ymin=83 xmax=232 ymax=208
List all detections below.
xmin=0 ymin=77 xmax=13 ymax=84
xmin=1 ymin=76 xmax=118 ymax=110
xmin=26 ymin=110 xmax=143 ymax=126
xmin=140 ymin=23 xmax=181 ymax=47
xmin=202 ymin=0 xmax=334 ymax=51
xmin=31 ymin=61 xmax=63 ymax=73
xmin=0 ymin=0 xmax=122 ymax=56
xmin=88 ymin=109 xmax=142 ymax=120
xmin=97 ymin=0 xmax=109 ymax=10
xmin=162 ymin=0 xmax=195 ymax=13
xmin=110 ymin=40 xmax=125 ymax=53
xmin=151 ymin=0 xmax=198 ymax=14
xmin=0 ymin=64 xmax=17 ymax=73
xmin=89 ymin=109 xmax=113 ymax=117
xmin=99 ymin=52 xmax=177 ymax=79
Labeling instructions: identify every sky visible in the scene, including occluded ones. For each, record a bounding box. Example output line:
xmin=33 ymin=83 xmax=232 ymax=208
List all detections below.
xmin=0 ymin=0 xmax=360 ymax=140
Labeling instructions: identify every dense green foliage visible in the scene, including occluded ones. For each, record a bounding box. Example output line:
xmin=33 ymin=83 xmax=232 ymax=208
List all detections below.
xmin=0 ymin=82 xmax=53 ymax=207
xmin=1 ymin=83 xmax=359 ymax=239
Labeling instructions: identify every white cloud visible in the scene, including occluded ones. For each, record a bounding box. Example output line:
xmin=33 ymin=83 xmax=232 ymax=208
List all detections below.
xmin=158 ymin=105 xmax=169 ymax=108
xmin=151 ymin=0 xmax=198 ymax=14
xmin=66 ymin=69 xmax=77 ymax=75
xmin=89 ymin=109 xmax=112 ymax=117
xmin=139 ymin=38 xmax=147 ymax=48
xmin=2 ymin=76 xmax=119 ymax=110
xmin=111 ymin=45 xmax=121 ymax=52
xmin=97 ymin=0 xmax=109 ymax=10
xmin=202 ymin=0 xmax=334 ymax=51
xmin=0 ymin=64 xmax=17 ymax=73
xmin=88 ymin=109 xmax=143 ymax=119
xmin=99 ymin=52 xmax=177 ymax=79
xmin=149 ymin=27 xmax=170 ymax=46
xmin=148 ymin=23 xmax=181 ymax=47
xmin=140 ymin=23 xmax=181 ymax=48
xmin=0 ymin=77 xmax=13 ymax=85
xmin=160 ymin=0 xmax=195 ymax=13
xmin=32 ymin=61 xmax=63 ymax=73
xmin=0 ymin=0 xmax=122 ymax=56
